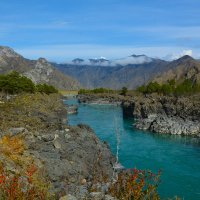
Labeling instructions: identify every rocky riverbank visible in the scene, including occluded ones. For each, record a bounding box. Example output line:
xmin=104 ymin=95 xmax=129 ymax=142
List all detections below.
xmin=78 ymin=94 xmax=126 ymax=105
xmin=0 ymin=93 xmax=117 ymax=199
xmin=78 ymin=93 xmax=200 ymax=137
xmin=122 ymin=94 xmax=200 ymax=137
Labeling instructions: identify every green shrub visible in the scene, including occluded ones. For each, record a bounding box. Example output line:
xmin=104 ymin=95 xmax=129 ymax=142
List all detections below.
xmin=78 ymin=88 xmax=114 ymax=94
xmin=137 ymin=79 xmax=200 ymax=96
xmin=120 ymin=87 xmax=128 ymax=96
xmin=174 ymin=79 xmax=194 ymax=95
xmin=36 ymin=84 xmax=58 ymax=94
xmin=0 ymin=71 xmax=58 ymax=95
xmin=0 ymin=71 xmax=35 ymax=94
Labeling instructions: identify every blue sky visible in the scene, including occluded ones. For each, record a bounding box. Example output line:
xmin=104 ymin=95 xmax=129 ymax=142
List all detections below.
xmin=0 ymin=0 xmax=200 ymax=61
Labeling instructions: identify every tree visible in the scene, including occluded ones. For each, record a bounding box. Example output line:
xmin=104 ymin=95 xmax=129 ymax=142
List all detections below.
xmin=137 ymin=85 xmax=146 ymax=93
xmin=161 ymin=84 xmax=173 ymax=95
xmin=36 ymin=83 xmax=58 ymax=94
xmin=121 ymin=87 xmax=128 ymax=96
xmin=0 ymin=71 xmax=58 ymax=95
xmin=146 ymin=82 xmax=161 ymax=93
xmin=0 ymin=71 xmax=35 ymax=94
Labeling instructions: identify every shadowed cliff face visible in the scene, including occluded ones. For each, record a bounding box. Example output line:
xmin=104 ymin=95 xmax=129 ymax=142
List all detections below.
xmin=0 ymin=46 xmax=81 ymax=90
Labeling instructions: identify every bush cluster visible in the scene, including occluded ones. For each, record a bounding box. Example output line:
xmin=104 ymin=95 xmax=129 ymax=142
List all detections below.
xmin=78 ymin=88 xmax=115 ymax=94
xmin=78 ymin=87 xmax=129 ymax=95
xmin=109 ymin=168 xmax=161 ymax=200
xmin=0 ymin=71 xmax=35 ymax=94
xmin=137 ymin=79 xmax=200 ymax=96
xmin=120 ymin=87 xmax=128 ymax=96
xmin=0 ymin=71 xmax=58 ymax=94
xmin=36 ymin=84 xmax=58 ymax=95
xmin=0 ymin=135 xmax=53 ymax=199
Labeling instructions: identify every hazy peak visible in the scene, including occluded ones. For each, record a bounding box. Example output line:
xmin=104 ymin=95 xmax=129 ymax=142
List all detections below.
xmin=37 ymin=57 xmax=48 ymax=63
xmin=177 ymin=55 xmax=194 ymax=62
xmin=131 ymin=54 xmax=146 ymax=57
xmin=0 ymin=46 xmax=21 ymax=58
xmin=72 ymin=58 xmax=84 ymax=64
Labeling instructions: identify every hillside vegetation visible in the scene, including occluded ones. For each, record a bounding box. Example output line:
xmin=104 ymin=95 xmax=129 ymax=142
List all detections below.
xmin=78 ymin=88 xmax=116 ymax=94
xmin=0 ymin=71 xmax=58 ymax=94
xmin=139 ymin=55 xmax=200 ymax=96
xmin=137 ymin=79 xmax=200 ymax=96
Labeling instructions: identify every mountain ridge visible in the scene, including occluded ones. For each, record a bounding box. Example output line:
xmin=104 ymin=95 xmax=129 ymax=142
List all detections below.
xmin=153 ymin=55 xmax=200 ymax=84
xmin=0 ymin=46 xmax=80 ymax=90
xmin=54 ymin=58 xmax=169 ymax=89
xmin=1 ymin=45 xmax=199 ymax=90
xmin=55 ymin=54 xmax=200 ymax=89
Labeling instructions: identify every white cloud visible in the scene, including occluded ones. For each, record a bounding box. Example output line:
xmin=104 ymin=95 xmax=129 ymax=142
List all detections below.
xmin=164 ymin=49 xmax=193 ymax=60
xmin=112 ymin=55 xmax=153 ymax=66
xmin=15 ymin=44 xmax=200 ymax=62
xmin=178 ymin=49 xmax=193 ymax=57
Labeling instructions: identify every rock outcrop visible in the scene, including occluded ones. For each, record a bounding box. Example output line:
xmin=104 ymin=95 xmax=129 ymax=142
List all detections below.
xmin=77 ymin=93 xmax=200 ymax=137
xmin=0 ymin=93 xmax=116 ymax=199
xmin=25 ymin=124 xmax=115 ymax=198
xmin=66 ymin=105 xmax=78 ymax=114
xmin=122 ymin=94 xmax=200 ymax=137
xmin=78 ymin=94 xmax=126 ymax=105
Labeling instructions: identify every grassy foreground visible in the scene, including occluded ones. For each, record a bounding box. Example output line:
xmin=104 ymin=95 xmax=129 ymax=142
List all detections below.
xmin=0 ymin=93 xmax=64 ymax=199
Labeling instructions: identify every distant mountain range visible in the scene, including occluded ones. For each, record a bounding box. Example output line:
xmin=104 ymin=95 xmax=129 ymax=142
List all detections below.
xmin=54 ymin=54 xmax=200 ymax=89
xmin=0 ymin=46 xmax=80 ymax=90
xmin=53 ymin=54 xmax=166 ymax=89
xmin=1 ymin=46 xmax=199 ymax=90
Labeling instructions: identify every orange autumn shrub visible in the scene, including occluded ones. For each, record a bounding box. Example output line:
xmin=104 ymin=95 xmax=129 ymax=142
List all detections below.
xmin=0 ymin=164 xmax=52 ymax=200
xmin=0 ymin=135 xmax=25 ymax=164
xmin=0 ymin=135 xmax=53 ymax=199
xmin=109 ymin=168 xmax=161 ymax=200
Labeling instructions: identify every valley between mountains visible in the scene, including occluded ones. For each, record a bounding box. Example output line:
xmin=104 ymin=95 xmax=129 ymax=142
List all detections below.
xmin=0 ymin=45 xmax=200 ymax=199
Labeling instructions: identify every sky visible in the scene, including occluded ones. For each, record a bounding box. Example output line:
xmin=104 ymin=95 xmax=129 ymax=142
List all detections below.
xmin=0 ymin=0 xmax=200 ymax=62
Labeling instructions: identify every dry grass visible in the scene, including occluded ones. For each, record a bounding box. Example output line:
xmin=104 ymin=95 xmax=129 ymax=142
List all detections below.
xmin=0 ymin=93 xmax=65 ymax=132
xmin=59 ymin=90 xmax=78 ymax=96
xmin=0 ymin=135 xmax=25 ymax=164
xmin=0 ymin=133 xmax=53 ymax=199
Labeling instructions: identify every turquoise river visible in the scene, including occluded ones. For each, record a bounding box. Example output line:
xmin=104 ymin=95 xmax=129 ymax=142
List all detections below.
xmin=66 ymin=99 xmax=200 ymax=200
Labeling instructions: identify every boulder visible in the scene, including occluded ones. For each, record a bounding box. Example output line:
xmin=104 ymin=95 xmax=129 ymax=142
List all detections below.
xmin=59 ymin=194 xmax=77 ymax=200
xmin=67 ymin=105 xmax=78 ymax=114
xmin=89 ymin=192 xmax=104 ymax=200
xmin=8 ymin=127 xmax=28 ymax=136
